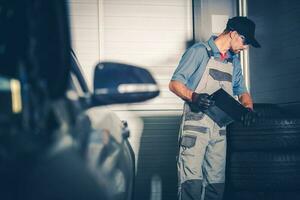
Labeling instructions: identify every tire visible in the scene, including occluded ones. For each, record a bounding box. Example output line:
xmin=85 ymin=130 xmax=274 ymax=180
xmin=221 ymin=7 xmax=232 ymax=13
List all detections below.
xmin=124 ymin=139 xmax=135 ymax=200
xmin=224 ymin=191 xmax=300 ymax=200
xmin=227 ymin=118 xmax=300 ymax=151
xmin=227 ymin=152 xmax=300 ymax=191
xmin=115 ymin=140 xmax=135 ymax=200
xmin=253 ymin=103 xmax=290 ymax=118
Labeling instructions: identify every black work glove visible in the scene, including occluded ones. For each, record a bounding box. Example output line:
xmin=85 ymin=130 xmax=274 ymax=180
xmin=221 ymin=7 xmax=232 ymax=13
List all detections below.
xmin=189 ymin=92 xmax=215 ymax=112
xmin=241 ymin=108 xmax=260 ymax=127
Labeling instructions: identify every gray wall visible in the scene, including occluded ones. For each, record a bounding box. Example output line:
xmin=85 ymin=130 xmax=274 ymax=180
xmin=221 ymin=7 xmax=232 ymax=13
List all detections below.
xmin=248 ymin=0 xmax=300 ymax=104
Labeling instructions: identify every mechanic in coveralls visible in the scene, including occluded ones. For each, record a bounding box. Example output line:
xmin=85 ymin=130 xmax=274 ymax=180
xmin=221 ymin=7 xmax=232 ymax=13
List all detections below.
xmin=169 ymin=16 xmax=261 ymax=200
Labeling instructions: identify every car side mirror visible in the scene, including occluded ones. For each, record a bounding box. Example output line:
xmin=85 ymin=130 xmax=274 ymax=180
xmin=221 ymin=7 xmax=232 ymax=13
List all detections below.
xmin=92 ymin=62 xmax=159 ymax=106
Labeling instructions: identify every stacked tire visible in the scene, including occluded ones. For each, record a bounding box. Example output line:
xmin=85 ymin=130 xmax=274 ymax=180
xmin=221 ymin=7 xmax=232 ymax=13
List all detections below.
xmin=225 ymin=104 xmax=300 ymax=200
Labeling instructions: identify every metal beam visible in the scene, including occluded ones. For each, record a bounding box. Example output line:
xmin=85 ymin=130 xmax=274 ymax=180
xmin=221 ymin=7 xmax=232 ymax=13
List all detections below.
xmin=238 ymin=0 xmax=251 ymax=94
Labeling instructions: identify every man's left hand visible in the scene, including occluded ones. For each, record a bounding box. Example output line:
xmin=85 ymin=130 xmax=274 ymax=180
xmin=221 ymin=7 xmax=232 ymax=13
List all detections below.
xmin=241 ymin=108 xmax=260 ymax=127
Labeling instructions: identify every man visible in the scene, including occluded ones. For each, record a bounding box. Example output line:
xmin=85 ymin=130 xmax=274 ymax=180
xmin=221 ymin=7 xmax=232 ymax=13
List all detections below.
xmin=169 ymin=16 xmax=261 ymax=200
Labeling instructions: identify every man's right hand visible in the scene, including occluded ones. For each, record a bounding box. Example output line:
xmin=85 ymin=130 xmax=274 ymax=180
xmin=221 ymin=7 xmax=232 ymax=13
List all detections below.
xmin=190 ymin=92 xmax=215 ymax=111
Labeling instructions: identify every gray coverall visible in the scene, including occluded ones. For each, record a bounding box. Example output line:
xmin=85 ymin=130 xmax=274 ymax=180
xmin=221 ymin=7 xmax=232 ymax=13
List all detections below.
xmin=178 ymin=44 xmax=233 ymax=200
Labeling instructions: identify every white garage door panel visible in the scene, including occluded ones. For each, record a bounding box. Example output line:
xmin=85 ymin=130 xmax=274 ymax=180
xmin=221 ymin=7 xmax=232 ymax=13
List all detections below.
xmin=149 ymin=67 xmax=177 ymax=75
xmin=160 ymin=92 xmax=179 ymax=99
xmin=148 ymin=96 xmax=182 ymax=104
xmin=69 ymin=3 xmax=98 ymax=16
xmin=103 ymin=17 xmax=186 ymax=31
xmin=103 ymin=5 xmax=188 ymax=18
xmin=103 ymin=30 xmax=187 ymax=42
xmin=72 ymin=29 xmax=99 ymax=42
xmin=72 ymin=40 xmax=98 ymax=49
xmin=103 ymin=54 xmax=181 ymax=66
xmin=104 ymin=0 xmax=186 ymax=6
xmin=71 ymin=41 xmax=98 ymax=54
xmin=101 ymin=58 xmax=180 ymax=71
xmin=104 ymin=52 xmax=182 ymax=58
xmin=126 ymin=103 xmax=183 ymax=111
xmin=69 ymin=0 xmax=97 ymax=3
xmin=104 ymin=42 xmax=186 ymax=52
xmin=70 ymin=15 xmax=98 ymax=29
xmin=104 ymin=47 xmax=183 ymax=56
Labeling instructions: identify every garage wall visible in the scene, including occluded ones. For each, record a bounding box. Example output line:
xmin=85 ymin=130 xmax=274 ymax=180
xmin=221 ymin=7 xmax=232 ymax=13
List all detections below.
xmin=248 ymin=0 xmax=300 ymax=104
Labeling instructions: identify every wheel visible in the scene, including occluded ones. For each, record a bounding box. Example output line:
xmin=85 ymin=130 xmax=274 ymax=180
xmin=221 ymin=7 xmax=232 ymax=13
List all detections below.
xmin=109 ymin=139 xmax=135 ymax=200
xmin=121 ymin=140 xmax=135 ymax=200
xmin=125 ymin=140 xmax=135 ymax=200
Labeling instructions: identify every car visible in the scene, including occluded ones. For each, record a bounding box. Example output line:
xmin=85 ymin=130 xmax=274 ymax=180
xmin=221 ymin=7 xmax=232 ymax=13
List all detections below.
xmin=0 ymin=1 xmax=159 ymax=200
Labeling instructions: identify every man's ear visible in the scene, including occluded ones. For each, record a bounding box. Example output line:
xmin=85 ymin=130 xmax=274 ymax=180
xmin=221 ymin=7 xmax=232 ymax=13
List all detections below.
xmin=229 ymin=31 xmax=236 ymax=39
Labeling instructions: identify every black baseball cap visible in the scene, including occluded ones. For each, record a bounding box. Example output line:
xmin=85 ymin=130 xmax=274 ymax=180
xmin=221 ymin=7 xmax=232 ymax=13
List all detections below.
xmin=226 ymin=16 xmax=261 ymax=48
